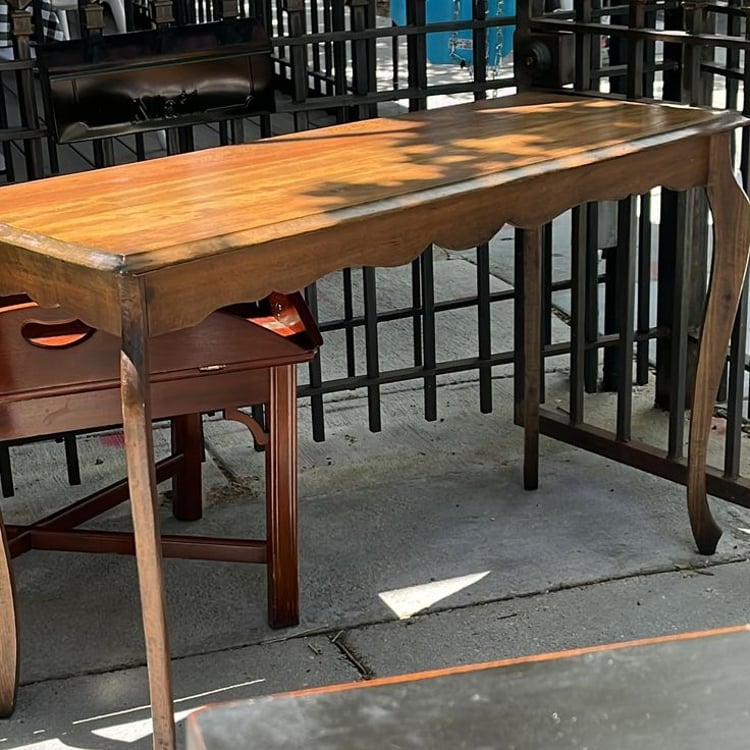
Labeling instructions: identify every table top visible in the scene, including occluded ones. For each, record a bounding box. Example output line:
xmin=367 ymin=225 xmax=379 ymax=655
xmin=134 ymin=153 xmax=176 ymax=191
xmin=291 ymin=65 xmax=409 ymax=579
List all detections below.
xmin=186 ymin=625 xmax=750 ymax=750
xmin=0 ymin=92 xmax=745 ymax=335
xmin=0 ymin=92 xmax=743 ymax=270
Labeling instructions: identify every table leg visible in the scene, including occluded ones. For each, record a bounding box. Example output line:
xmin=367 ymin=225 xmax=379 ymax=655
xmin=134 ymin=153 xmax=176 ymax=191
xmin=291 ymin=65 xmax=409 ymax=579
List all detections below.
xmin=120 ymin=281 xmax=176 ymax=750
xmin=523 ymin=227 xmax=543 ymax=490
xmin=689 ymin=133 xmax=750 ymax=554
xmin=0 ymin=507 xmax=18 ymax=717
xmin=266 ymin=364 xmax=300 ymax=628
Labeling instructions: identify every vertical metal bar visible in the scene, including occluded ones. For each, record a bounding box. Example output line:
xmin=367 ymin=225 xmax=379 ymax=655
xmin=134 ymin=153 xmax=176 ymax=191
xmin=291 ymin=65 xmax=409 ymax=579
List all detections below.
xmin=342 ymin=268 xmax=356 ymax=377
xmin=570 ymin=206 xmax=587 ymax=424
xmin=636 ymin=193 xmax=652 ymax=386
xmin=406 ymin=0 xmax=427 ymax=111
xmin=0 ymin=445 xmax=13 ymax=498
xmin=615 ymin=198 xmax=636 ymax=442
xmin=322 ymin=0 xmax=334 ymax=97
xmin=472 ymin=0 xmax=487 ymax=101
xmin=304 ymin=283 xmax=326 ymax=441
xmin=392 ymin=18 xmax=400 ymax=91
xmin=624 ymin=0 xmax=651 ymax=389
xmin=93 ymin=139 xmax=115 ymax=168
xmin=663 ymin=194 xmax=691 ymax=460
xmin=362 ymin=266 xmax=382 ymax=431
xmin=477 ymin=242 xmax=492 ymax=414
xmin=642 ymin=2 xmax=657 ymax=97
xmin=540 ymin=222 xmax=552 ymax=404
xmin=574 ymin=0 xmax=593 ymax=92
xmin=725 ymin=282 xmax=748 ymax=478
xmin=576 ymin=1 xmax=599 ymax=395
xmin=64 ymin=435 xmax=81 ymax=486
xmin=655 ymin=2 xmax=685 ymax=409
xmin=412 ymin=259 xmax=423 ymax=368
xmin=601 ymin=245 xmax=617 ymax=391
xmin=135 ymin=133 xmax=147 ymax=161
xmin=349 ymin=0 xmax=375 ymax=119
xmin=259 ymin=115 xmax=272 ymax=139
xmin=541 ymin=223 xmax=553 ymax=348
xmin=285 ymin=0 xmax=310 ymax=131
xmin=365 ymin=0 xmax=378 ymax=118
xmin=230 ymin=119 xmax=245 ymax=145
xmin=685 ymin=2 xmax=712 ymax=406
xmin=10 ymin=9 xmax=44 ymax=180
xmin=420 ymin=250 xmax=437 ymax=422
xmin=523 ymin=226 xmax=543 ymax=490
xmin=727 ymin=12 xmax=750 ymax=470
xmin=603 ymin=0 xmax=644 ymax=397
xmin=331 ymin=0 xmax=348 ymax=122
xmin=0 ymin=71 xmax=15 ymax=183
xmin=514 ymin=229 xmax=526 ymax=425
xmin=584 ymin=203 xmax=600 ymax=393
xmin=310 ymin=0 xmax=322 ymax=95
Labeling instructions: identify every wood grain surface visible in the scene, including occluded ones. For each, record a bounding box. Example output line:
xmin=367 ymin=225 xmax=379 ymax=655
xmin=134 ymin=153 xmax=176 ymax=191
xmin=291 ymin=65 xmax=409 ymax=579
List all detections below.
xmin=1 ymin=92 xmax=748 ymax=750
xmin=0 ymin=93 xmax=740 ymax=266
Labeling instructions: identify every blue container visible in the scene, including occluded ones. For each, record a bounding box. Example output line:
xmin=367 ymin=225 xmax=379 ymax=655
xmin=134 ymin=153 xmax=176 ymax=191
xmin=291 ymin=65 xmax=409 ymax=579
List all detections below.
xmin=391 ymin=0 xmax=515 ymax=67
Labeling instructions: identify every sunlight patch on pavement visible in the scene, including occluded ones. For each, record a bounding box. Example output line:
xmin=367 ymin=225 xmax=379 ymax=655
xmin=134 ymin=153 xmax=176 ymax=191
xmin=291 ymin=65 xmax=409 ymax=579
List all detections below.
xmin=72 ymin=679 xmax=266 ymax=743
xmin=379 ymin=571 xmax=490 ymax=619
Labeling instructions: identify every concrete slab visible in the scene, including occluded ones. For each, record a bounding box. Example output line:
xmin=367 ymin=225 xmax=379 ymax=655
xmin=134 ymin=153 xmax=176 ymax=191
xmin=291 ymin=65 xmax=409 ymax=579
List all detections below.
xmin=10 ymin=374 xmax=750 ymax=692
xmin=1 ymin=636 xmax=358 ymax=750
xmin=344 ymin=559 xmax=750 ymax=677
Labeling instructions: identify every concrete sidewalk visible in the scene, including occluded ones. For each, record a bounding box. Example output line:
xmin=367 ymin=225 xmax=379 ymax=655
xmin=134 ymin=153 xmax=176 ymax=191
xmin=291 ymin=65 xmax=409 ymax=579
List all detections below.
xmin=2 ymin=249 xmax=750 ymax=749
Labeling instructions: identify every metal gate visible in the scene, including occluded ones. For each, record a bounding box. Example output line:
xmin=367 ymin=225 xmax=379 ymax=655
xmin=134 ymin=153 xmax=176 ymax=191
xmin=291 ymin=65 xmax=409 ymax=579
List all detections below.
xmin=1 ymin=0 xmax=749 ymax=516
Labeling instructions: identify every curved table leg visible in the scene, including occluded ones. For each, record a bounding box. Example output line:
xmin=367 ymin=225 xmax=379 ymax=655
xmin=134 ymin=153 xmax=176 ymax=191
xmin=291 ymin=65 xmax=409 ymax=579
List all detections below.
xmin=689 ymin=133 xmax=750 ymax=554
xmin=0 ymin=509 xmax=18 ymax=717
xmin=120 ymin=281 xmax=176 ymax=750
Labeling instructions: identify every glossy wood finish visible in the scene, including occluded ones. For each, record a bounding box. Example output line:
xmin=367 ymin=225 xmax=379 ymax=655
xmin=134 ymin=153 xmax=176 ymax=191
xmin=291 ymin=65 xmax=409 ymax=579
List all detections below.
xmin=688 ymin=132 xmax=750 ymax=553
xmin=266 ymin=364 xmax=299 ymax=628
xmin=0 ymin=296 xmax=318 ymax=749
xmin=0 ymin=505 xmax=16 ymax=717
xmin=119 ymin=278 xmax=176 ymax=750
xmin=0 ymin=94 xmax=742 ymax=338
xmin=0 ymin=93 xmax=748 ymax=750
xmin=186 ymin=625 xmax=750 ymax=750
xmin=171 ymin=413 xmax=204 ymax=522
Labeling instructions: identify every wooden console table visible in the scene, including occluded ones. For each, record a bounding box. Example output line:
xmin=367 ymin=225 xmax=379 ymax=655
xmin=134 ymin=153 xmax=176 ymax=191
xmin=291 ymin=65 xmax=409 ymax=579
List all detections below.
xmin=0 ymin=93 xmax=748 ymax=750
xmin=185 ymin=624 xmax=750 ymax=749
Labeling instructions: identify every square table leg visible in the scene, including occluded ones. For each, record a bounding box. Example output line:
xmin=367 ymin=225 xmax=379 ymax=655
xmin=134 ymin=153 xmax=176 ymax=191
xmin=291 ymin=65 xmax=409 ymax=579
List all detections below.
xmin=266 ymin=363 xmax=300 ymax=629
xmin=120 ymin=279 xmax=176 ymax=750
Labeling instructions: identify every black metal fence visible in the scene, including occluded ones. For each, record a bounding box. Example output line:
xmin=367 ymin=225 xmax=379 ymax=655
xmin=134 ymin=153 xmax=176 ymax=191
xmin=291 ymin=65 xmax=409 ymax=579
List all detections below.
xmin=2 ymin=0 xmax=750 ymax=515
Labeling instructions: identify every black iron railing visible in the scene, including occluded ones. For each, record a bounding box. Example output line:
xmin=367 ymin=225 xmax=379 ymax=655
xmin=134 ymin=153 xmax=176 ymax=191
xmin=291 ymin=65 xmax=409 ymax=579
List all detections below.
xmin=1 ymin=1 xmax=750 ymax=518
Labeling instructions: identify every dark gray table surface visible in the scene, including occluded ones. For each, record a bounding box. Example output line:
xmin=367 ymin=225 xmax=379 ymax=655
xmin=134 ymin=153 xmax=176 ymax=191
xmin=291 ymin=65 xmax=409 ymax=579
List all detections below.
xmin=186 ymin=626 xmax=750 ymax=749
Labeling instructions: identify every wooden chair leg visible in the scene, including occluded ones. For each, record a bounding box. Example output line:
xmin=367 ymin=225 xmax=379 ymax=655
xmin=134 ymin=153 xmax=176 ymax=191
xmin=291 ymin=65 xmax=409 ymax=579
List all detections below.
xmin=171 ymin=414 xmax=203 ymax=522
xmin=0 ymin=508 xmax=19 ymax=717
xmin=265 ymin=364 xmax=299 ymax=629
